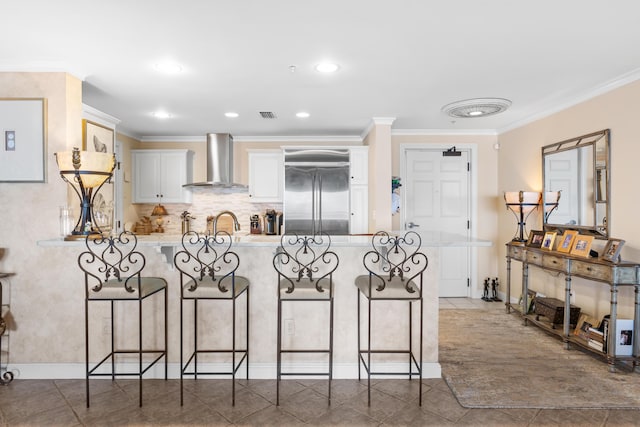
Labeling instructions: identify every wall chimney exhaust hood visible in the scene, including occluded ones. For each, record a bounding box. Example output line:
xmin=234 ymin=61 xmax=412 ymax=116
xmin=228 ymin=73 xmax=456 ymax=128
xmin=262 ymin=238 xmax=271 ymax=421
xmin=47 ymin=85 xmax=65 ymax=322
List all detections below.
xmin=183 ymin=133 xmax=247 ymax=191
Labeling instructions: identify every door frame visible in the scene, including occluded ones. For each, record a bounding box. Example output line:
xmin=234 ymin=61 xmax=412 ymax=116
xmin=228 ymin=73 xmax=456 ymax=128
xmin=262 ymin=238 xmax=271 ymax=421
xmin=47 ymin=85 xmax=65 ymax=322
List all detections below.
xmin=399 ymin=143 xmax=479 ymax=298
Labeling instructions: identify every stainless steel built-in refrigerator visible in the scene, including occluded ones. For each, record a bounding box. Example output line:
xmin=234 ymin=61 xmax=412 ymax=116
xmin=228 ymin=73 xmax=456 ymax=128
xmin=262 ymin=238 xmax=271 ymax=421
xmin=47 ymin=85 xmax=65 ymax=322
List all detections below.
xmin=283 ymin=149 xmax=350 ymax=235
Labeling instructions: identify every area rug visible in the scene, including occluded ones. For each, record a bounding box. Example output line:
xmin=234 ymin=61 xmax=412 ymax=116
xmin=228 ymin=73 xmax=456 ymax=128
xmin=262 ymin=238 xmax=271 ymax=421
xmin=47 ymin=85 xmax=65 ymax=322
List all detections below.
xmin=440 ymin=308 xmax=640 ymax=409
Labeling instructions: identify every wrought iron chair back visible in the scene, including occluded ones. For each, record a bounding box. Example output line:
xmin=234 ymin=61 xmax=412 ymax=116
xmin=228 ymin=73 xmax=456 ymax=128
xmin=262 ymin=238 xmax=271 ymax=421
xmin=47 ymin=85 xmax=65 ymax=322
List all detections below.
xmin=78 ymin=231 xmax=146 ymax=296
xmin=174 ymin=231 xmax=240 ymax=294
xmin=273 ymin=233 xmax=339 ymax=294
xmin=363 ymin=231 xmax=428 ymax=294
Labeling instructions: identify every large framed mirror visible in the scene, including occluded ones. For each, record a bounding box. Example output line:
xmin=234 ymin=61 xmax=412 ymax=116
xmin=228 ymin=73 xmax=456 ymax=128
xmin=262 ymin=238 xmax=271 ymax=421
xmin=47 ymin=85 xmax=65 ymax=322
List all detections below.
xmin=542 ymin=129 xmax=610 ymax=239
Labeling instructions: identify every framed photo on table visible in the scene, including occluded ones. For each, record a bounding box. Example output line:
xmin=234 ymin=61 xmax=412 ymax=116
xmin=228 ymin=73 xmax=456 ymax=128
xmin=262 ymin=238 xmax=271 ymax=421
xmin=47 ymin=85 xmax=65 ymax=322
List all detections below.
xmin=571 ymin=235 xmax=594 ymax=257
xmin=526 ymin=230 xmax=545 ymax=248
xmin=541 ymin=231 xmax=557 ymax=251
xmin=601 ymin=238 xmax=625 ymax=263
xmin=557 ymin=230 xmax=578 ymax=253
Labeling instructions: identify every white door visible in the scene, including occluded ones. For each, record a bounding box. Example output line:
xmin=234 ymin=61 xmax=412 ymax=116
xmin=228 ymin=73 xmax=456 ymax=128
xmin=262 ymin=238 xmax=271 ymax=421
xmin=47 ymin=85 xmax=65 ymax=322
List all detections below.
xmin=404 ymin=149 xmax=470 ymax=297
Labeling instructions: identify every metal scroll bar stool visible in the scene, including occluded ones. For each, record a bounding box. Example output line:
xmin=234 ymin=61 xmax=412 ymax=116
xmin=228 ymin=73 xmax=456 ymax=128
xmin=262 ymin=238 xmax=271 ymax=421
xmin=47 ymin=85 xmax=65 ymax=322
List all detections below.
xmin=355 ymin=231 xmax=428 ymax=406
xmin=174 ymin=231 xmax=249 ymax=406
xmin=273 ymin=233 xmax=338 ymax=405
xmin=78 ymin=231 xmax=167 ymax=407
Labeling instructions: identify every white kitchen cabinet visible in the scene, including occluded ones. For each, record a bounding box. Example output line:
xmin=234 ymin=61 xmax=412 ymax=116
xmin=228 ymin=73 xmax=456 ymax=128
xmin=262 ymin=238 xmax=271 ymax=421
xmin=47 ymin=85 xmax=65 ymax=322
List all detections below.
xmin=248 ymin=149 xmax=283 ymax=202
xmin=350 ymin=184 xmax=369 ymax=234
xmin=132 ymin=149 xmax=193 ymax=203
xmin=349 ymin=147 xmax=369 ymax=185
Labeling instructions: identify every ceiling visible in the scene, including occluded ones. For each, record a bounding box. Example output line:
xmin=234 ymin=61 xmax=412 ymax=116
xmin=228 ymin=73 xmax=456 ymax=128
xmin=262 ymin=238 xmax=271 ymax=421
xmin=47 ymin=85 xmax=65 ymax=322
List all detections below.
xmin=3 ymin=1 xmax=640 ymax=140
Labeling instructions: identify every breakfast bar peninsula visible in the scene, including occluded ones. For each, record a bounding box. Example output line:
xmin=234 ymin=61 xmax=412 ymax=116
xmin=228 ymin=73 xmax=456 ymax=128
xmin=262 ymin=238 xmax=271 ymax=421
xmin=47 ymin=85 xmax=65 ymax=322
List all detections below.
xmin=31 ymin=231 xmax=491 ymax=380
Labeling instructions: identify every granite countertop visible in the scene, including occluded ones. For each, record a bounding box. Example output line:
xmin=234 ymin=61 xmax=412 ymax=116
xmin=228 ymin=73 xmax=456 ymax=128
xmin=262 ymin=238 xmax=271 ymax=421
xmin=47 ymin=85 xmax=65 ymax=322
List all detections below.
xmin=38 ymin=231 xmax=492 ymax=248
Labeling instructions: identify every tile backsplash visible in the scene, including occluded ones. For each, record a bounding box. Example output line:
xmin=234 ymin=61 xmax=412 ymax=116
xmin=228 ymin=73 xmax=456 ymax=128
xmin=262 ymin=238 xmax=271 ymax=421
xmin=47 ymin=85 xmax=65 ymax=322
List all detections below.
xmin=133 ymin=188 xmax=282 ymax=235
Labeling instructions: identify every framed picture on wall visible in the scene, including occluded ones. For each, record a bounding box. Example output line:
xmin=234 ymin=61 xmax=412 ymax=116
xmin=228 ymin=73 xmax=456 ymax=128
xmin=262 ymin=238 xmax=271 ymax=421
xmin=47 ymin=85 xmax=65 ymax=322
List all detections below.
xmin=557 ymin=230 xmax=578 ymax=253
xmin=82 ymin=119 xmax=114 ymax=153
xmin=601 ymin=238 xmax=625 ymax=263
xmin=0 ymin=98 xmax=47 ymax=182
xmin=571 ymin=235 xmax=594 ymax=257
xmin=82 ymin=119 xmax=114 ymax=230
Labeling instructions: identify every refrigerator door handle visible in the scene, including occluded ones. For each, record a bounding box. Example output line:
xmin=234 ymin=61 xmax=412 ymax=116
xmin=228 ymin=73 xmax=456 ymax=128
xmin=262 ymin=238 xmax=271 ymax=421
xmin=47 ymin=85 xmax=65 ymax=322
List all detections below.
xmin=311 ymin=173 xmax=316 ymax=235
xmin=318 ymin=173 xmax=323 ymax=235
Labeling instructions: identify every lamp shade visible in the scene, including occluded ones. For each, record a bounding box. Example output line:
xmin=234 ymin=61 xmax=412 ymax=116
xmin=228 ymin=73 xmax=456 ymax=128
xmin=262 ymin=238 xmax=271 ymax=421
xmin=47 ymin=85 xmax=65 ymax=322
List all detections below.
xmin=55 ymin=149 xmax=115 ymax=188
xmin=504 ymin=191 xmax=541 ymax=214
xmin=151 ymin=204 xmax=168 ymax=216
xmin=544 ymin=191 xmax=561 ymax=213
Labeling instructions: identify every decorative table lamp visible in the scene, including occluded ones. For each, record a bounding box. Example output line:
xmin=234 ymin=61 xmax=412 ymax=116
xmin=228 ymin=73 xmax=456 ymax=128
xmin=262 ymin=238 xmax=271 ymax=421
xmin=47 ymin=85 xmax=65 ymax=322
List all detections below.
xmin=55 ymin=147 xmax=116 ymax=240
xmin=504 ymin=191 xmax=541 ymax=242
xmin=543 ymin=191 xmax=561 ymax=221
xmin=151 ymin=203 xmax=169 ymax=233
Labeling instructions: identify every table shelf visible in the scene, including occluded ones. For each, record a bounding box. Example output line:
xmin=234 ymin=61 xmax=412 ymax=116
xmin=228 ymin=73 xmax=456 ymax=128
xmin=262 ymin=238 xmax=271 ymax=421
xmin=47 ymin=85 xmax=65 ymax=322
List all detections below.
xmin=505 ymin=242 xmax=640 ymax=373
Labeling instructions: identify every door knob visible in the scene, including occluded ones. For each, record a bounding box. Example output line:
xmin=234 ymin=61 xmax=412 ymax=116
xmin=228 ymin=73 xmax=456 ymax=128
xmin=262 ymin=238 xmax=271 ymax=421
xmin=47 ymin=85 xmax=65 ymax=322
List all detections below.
xmin=407 ymin=221 xmax=420 ymax=229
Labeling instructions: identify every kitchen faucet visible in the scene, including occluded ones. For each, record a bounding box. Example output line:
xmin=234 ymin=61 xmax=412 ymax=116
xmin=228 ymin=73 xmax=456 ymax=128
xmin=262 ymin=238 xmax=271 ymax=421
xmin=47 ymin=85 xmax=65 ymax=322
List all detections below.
xmin=212 ymin=210 xmax=241 ymax=234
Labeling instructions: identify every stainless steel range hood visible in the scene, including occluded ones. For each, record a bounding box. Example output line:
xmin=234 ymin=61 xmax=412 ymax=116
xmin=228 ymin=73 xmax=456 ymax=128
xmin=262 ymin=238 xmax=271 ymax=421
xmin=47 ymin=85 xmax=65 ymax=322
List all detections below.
xmin=184 ymin=133 xmax=247 ymax=190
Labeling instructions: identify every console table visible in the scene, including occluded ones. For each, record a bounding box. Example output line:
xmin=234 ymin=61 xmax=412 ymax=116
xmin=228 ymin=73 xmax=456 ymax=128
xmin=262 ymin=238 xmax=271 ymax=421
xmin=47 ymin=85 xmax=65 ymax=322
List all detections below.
xmin=0 ymin=272 xmax=14 ymax=385
xmin=505 ymin=242 xmax=640 ymax=372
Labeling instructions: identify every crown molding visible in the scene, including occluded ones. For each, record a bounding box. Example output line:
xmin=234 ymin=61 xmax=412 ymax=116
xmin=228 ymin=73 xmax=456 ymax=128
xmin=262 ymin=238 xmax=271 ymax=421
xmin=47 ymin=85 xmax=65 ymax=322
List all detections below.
xmin=82 ymin=104 xmax=121 ymax=126
xmin=498 ymin=66 xmax=640 ymax=134
xmin=233 ymin=135 xmax=362 ymax=143
xmin=139 ymin=135 xmax=205 ymax=143
xmin=138 ymin=135 xmax=363 ymax=143
xmin=392 ymin=128 xmax=498 ymax=136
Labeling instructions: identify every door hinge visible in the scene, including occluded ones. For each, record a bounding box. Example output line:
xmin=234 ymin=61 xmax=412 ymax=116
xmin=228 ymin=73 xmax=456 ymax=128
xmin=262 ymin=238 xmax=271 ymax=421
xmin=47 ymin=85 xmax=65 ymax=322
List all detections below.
xmin=117 ymin=220 xmax=121 ymax=229
xmin=467 ymin=278 xmax=470 ymax=288
xmin=117 ymin=161 xmax=121 ymax=170
xmin=467 ymin=162 xmax=470 ymax=172
xmin=467 ymin=220 xmax=470 ymax=229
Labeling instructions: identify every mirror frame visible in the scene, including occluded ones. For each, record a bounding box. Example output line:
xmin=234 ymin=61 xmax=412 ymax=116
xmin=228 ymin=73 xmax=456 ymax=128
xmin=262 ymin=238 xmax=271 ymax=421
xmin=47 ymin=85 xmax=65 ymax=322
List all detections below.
xmin=542 ymin=129 xmax=610 ymax=239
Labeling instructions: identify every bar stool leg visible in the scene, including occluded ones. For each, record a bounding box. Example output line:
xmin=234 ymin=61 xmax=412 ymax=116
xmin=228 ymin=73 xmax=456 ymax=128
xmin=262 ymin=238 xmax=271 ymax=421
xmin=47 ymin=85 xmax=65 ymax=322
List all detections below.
xmin=139 ymin=298 xmax=143 ymax=407
xmin=110 ymin=301 xmax=115 ymax=382
xmin=85 ymin=299 xmax=90 ymax=408
xmin=328 ymin=297 xmax=334 ymax=405
xmin=194 ymin=299 xmax=198 ymax=381
xmin=164 ymin=288 xmax=168 ymax=381
xmin=419 ymin=298 xmax=423 ymax=406
xmin=232 ymin=291 xmax=236 ymax=406
xmin=246 ymin=287 xmax=250 ymax=381
xmin=367 ymin=296 xmax=372 ymax=407
xmin=276 ymin=298 xmax=282 ymax=406
xmin=409 ymin=301 xmax=413 ymax=380
xmin=357 ymin=289 xmax=361 ymax=381
xmin=180 ymin=294 xmax=184 ymax=406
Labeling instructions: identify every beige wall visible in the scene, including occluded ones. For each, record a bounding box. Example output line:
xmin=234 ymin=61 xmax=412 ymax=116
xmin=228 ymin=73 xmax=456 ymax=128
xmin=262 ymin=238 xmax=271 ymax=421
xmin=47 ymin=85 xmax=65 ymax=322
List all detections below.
xmin=498 ymin=79 xmax=640 ymax=320
xmin=0 ymin=72 xmax=83 ymax=362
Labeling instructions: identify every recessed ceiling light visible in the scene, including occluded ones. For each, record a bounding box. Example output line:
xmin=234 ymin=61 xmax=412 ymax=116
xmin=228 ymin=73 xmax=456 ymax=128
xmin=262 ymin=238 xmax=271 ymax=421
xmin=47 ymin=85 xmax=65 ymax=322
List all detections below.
xmin=154 ymin=61 xmax=183 ymax=74
xmin=296 ymin=112 xmax=310 ymax=118
xmin=315 ymin=62 xmax=339 ymax=73
xmin=152 ymin=111 xmax=172 ymax=119
xmin=225 ymin=112 xmax=239 ymax=118
xmin=441 ymin=98 xmax=512 ymax=118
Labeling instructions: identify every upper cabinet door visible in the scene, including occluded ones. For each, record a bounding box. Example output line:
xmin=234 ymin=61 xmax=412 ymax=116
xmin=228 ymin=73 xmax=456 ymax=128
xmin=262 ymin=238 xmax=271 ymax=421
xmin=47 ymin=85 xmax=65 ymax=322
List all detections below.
xmin=132 ymin=150 xmax=193 ymax=203
xmin=350 ymin=147 xmax=368 ymax=185
xmin=248 ymin=150 xmax=283 ymax=202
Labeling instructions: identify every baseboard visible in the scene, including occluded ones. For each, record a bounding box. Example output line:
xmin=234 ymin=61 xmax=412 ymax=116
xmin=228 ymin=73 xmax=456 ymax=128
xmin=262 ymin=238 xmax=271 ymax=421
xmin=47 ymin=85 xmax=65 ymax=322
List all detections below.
xmin=8 ymin=362 xmax=441 ymax=380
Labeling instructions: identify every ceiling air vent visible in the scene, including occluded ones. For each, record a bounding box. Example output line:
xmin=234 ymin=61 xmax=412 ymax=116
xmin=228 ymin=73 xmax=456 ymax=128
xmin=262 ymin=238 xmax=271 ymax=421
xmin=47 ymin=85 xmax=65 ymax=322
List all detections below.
xmin=259 ymin=111 xmax=277 ymax=119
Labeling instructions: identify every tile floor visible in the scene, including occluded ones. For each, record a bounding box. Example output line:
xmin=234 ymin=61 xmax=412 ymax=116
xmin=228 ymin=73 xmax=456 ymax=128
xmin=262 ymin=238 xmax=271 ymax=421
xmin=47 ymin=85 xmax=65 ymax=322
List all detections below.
xmin=0 ymin=299 xmax=637 ymax=426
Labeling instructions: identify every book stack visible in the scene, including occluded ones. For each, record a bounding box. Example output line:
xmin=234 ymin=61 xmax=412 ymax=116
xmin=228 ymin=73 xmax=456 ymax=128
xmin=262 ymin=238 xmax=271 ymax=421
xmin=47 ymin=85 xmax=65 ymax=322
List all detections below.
xmin=587 ymin=327 xmax=605 ymax=352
